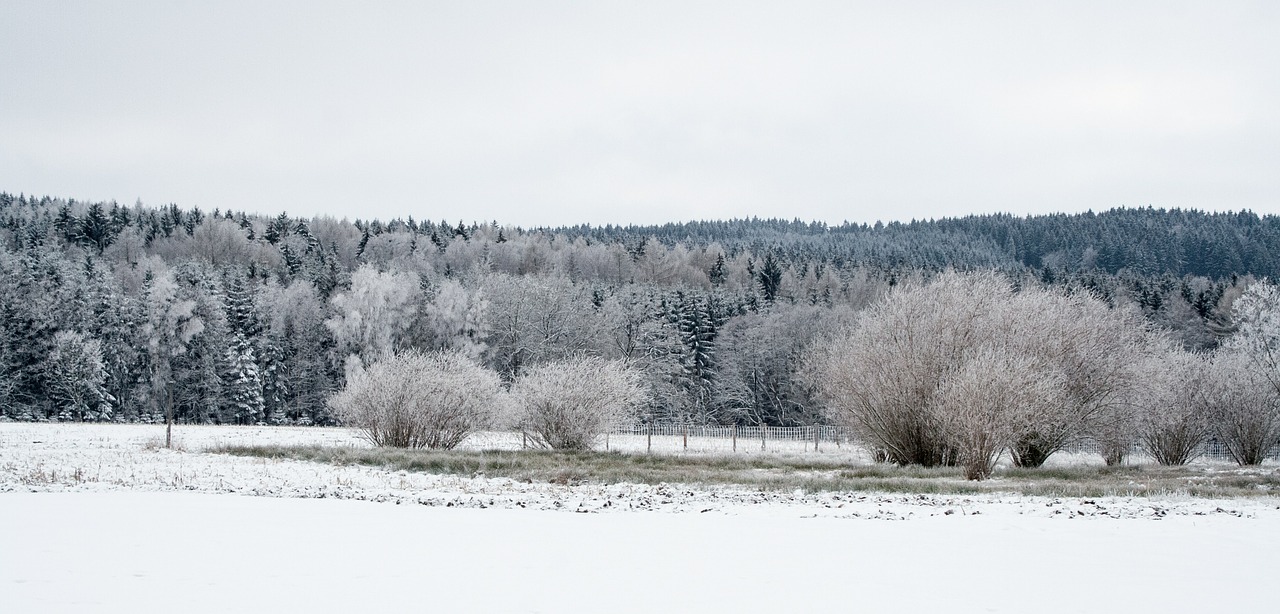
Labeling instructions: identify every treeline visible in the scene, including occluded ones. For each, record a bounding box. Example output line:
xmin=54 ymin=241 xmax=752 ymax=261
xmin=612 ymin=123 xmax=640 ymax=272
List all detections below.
xmin=0 ymin=192 xmax=1266 ymax=426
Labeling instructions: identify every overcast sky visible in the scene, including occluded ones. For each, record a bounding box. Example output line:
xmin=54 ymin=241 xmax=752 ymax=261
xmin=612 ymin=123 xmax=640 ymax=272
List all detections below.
xmin=2 ymin=1 xmax=1278 ymax=227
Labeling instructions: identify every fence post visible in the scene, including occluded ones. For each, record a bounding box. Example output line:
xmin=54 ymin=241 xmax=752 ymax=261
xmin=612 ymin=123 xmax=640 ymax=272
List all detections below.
xmin=761 ymin=426 xmax=766 ymax=451
xmin=606 ymin=432 xmax=610 ymax=452
xmin=522 ymin=431 xmax=527 ymax=450
xmin=647 ymin=425 xmax=652 ymax=454
xmin=683 ymin=425 xmax=688 ymax=452
xmin=814 ymin=426 xmax=819 ymax=452
xmin=732 ymin=426 xmax=737 ymax=453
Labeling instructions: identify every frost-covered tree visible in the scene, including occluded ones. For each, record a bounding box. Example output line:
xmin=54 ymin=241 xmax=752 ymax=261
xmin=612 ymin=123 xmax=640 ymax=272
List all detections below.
xmin=1135 ymin=348 xmax=1215 ymax=466
xmin=418 ymin=277 xmax=488 ymax=360
xmin=223 ymin=333 xmax=265 ymax=424
xmin=1207 ymin=349 xmax=1280 ymax=466
xmin=44 ymin=330 xmax=112 ymax=421
xmin=1005 ymin=290 xmax=1149 ymax=467
xmin=594 ymin=286 xmax=683 ymax=424
xmin=714 ymin=304 xmax=849 ymax=426
xmin=142 ymin=272 xmax=204 ymax=446
xmin=810 ymin=272 xmax=1009 ymax=466
xmin=1225 ymin=280 xmax=1280 ymax=393
xmin=325 ymin=264 xmax=422 ymax=373
xmin=810 ymin=271 xmax=1150 ymax=471
xmin=169 ymin=264 xmax=228 ymax=423
xmin=0 ymin=319 xmax=16 ymax=415
xmin=329 ymin=350 xmax=501 ymax=449
xmin=509 ymin=357 xmax=645 ymax=450
xmin=260 ymin=280 xmax=335 ymax=424
xmin=935 ymin=349 xmax=1059 ymax=480
xmin=482 ymin=273 xmax=596 ymax=379
xmin=669 ymin=293 xmax=719 ymax=423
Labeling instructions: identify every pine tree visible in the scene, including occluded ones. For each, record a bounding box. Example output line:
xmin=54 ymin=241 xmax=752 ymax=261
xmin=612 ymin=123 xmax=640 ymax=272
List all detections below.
xmin=709 ymin=253 xmax=726 ymax=286
xmin=669 ymin=294 xmax=718 ymax=423
xmin=223 ymin=332 xmax=265 ymax=424
xmin=758 ymin=252 xmax=782 ymax=302
xmin=45 ymin=330 xmax=112 ymax=421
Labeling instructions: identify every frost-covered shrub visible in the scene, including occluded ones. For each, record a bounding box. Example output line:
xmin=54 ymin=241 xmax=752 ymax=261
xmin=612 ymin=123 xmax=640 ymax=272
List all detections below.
xmin=1003 ymin=291 xmax=1148 ymax=468
xmin=1216 ymin=281 xmax=1280 ymax=465
xmin=935 ymin=349 xmax=1059 ymax=480
xmin=809 ymin=272 xmax=1005 ymax=467
xmin=329 ymin=350 xmax=501 ymax=449
xmin=809 ymin=271 xmax=1149 ymax=476
xmin=510 ymin=358 xmax=644 ymax=450
xmin=1207 ymin=350 xmax=1280 ymax=466
xmin=1136 ymin=349 xmax=1214 ymax=466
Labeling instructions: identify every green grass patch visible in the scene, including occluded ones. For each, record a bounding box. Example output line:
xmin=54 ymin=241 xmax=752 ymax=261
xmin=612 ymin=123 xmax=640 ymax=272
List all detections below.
xmin=215 ymin=444 xmax=1280 ymax=499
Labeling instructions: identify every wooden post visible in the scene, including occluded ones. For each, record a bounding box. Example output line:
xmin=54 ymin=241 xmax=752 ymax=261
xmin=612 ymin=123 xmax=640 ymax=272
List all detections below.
xmin=732 ymin=426 xmax=737 ymax=453
xmin=814 ymin=426 xmax=819 ymax=452
xmin=647 ymin=425 xmax=652 ymax=454
xmin=683 ymin=425 xmax=688 ymax=452
xmin=605 ymin=432 xmax=609 ymax=452
xmin=522 ymin=431 xmax=527 ymax=450
xmin=761 ymin=426 xmax=766 ymax=451
xmin=165 ymin=392 xmax=173 ymax=449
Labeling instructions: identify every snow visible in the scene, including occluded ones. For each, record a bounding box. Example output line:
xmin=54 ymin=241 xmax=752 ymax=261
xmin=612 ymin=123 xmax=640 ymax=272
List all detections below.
xmin=3 ymin=423 xmax=1280 ymax=613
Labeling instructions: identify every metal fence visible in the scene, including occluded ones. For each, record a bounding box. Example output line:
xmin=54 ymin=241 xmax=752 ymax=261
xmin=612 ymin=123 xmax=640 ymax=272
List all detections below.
xmin=607 ymin=424 xmax=852 ymax=453
xmin=1066 ymin=438 xmax=1280 ymax=462
xmin=606 ymin=424 xmax=1280 ymax=461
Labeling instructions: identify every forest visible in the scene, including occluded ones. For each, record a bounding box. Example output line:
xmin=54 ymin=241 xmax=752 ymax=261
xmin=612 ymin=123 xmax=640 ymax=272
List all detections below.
xmin=0 ymin=192 xmax=1273 ymax=431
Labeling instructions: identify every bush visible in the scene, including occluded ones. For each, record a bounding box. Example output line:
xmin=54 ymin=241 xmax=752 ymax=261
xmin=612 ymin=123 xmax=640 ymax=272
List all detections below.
xmin=1136 ymin=349 xmax=1214 ymax=466
xmin=510 ymin=358 xmax=644 ymax=450
xmin=328 ymin=350 xmax=501 ymax=449
xmin=935 ymin=350 xmax=1059 ymax=480
xmin=809 ymin=272 xmax=1006 ymax=467
xmin=810 ymin=271 xmax=1148 ymax=475
xmin=1207 ymin=350 xmax=1280 ymax=466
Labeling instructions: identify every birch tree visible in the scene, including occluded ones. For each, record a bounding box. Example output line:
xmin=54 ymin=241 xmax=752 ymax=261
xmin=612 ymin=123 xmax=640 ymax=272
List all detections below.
xmin=142 ymin=272 xmax=204 ymax=446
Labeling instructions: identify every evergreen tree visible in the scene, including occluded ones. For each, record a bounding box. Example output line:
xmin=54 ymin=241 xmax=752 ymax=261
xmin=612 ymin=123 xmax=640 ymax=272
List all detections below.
xmin=757 ymin=252 xmax=782 ymax=302
xmin=223 ymin=332 xmax=265 ymax=424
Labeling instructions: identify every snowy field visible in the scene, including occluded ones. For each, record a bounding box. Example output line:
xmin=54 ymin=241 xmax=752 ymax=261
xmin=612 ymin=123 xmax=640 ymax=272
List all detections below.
xmin=3 ymin=423 xmax=1280 ymax=613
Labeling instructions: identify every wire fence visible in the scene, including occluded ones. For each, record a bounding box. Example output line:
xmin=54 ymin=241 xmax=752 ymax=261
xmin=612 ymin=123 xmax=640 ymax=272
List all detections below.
xmin=604 ymin=424 xmax=1280 ymax=461
xmin=605 ymin=424 xmax=854 ymax=454
xmin=1066 ymin=438 xmax=1280 ymax=462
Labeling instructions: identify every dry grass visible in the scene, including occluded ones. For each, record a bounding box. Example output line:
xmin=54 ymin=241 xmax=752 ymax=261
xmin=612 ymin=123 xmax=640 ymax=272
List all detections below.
xmin=216 ymin=444 xmax=1280 ymax=499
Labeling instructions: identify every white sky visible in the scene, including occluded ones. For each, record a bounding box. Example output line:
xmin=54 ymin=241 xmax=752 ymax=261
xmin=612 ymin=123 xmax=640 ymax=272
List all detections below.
xmin=2 ymin=1 xmax=1278 ymax=227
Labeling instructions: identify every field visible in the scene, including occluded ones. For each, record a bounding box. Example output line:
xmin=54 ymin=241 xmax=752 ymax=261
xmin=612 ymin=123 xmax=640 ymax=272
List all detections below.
xmin=3 ymin=422 xmax=1280 ymax=613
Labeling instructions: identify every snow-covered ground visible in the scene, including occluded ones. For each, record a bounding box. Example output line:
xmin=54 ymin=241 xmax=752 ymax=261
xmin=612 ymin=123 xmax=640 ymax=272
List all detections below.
xmin=3 ymin=423 xmax=1279 ymax=613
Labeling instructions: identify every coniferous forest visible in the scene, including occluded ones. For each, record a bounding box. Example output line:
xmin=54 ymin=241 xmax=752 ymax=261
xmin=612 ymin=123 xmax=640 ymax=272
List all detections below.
xmin=1 ymin=192 xmax=1272 ymax=427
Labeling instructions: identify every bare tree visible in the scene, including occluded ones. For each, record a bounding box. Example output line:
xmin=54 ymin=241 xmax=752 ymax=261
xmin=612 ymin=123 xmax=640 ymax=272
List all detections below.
xmin=329 ymin=350 xmax=501 ymax=449
xmin=810 ymin=272 xmax=1010 ymax=467
xmin=325 ymin=264 xmax=422 ymax=372
xmin=935 ymin=349 xmax=1061 ymax=480
xmin=1095 ymin=384 xmax=1143 ymax=466
xmin=810 ymin=271 xmax=1152 ymax=471
xmin=1214 ymin=280 xmax=1280 ymax=464
xmin=509 ymin=358 xmax=645 ymax=450
xmin=418 ymin=277 xmax=489 ymax=360
xmin=481 ymin=273 xmax=596 ymax=379
xmin=1207 ymin=349 xmax=1280 ymax=466
xmin=1005 ymin=290 xmax=1149 ymax=467
xmin=1136 ymin=348 xmax=1215 ymax=466
xmin=714 ymin=304 xmax=852 ymax=427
